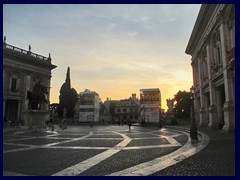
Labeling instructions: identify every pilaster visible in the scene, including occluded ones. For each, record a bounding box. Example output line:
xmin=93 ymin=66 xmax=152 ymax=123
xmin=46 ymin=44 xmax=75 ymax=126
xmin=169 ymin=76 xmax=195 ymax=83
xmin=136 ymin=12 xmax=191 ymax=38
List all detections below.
xmin=222 ymin=101 xmax=235 ymax=131
xmin=206 ymin=41 xmax=218 ymax=129
xmin=208 ymin=105 xmax=218 ymax=129
xmin=219 ymin=18 xmax=235 ymax=132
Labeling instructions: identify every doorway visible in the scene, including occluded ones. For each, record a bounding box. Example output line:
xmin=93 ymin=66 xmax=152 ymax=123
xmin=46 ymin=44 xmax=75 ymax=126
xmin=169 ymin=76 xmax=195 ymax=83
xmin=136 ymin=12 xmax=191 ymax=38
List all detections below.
xmin=5 ymin=99 xmax=19 ymax=123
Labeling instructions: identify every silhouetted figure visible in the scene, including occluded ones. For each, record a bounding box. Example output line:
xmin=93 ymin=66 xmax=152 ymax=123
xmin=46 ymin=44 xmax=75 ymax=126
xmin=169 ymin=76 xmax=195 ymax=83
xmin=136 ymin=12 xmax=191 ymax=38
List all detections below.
xmin=127 ymin=119 xmax=132 ymax=132
xmin=60 ymin=117 xmax=67 ymax=130
xmin=49 ymin=115 xmax=54 ymax=131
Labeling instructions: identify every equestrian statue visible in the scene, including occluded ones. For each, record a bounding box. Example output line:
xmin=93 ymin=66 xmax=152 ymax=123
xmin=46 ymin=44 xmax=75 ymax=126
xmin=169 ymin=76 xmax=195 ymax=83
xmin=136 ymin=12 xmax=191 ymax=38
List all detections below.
xmin=27 ymin=81 xmax=49 ymax=110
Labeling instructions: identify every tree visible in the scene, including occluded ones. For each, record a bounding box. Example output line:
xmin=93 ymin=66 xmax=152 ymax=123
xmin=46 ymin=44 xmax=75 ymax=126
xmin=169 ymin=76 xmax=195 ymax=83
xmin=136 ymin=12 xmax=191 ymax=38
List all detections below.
xmin=59 ymin=67 xmax=78 ymax=117
xmin=173 ymin=90 xmax=192 ymax=118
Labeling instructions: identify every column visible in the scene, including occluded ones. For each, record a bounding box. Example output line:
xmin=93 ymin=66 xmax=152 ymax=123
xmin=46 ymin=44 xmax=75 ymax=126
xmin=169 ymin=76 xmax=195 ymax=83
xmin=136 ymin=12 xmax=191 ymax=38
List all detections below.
xmin=219 ymin=18 xmax=235 ymax=131
xmin=206 ymin=41 xmax=218 ymax=129
xmin=197 ymin=56 xmax=206 ymax=127
xmin=216 ymin=88 xmax=224 ymax=127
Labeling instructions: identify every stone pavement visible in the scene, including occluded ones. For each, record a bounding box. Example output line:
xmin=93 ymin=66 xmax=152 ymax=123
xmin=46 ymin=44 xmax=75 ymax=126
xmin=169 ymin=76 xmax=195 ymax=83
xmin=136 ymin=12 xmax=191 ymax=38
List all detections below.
xmin=153 ymin=126 xmax=235 ymax=176
xmin=3 ymin=124 xmax=235 ymax=176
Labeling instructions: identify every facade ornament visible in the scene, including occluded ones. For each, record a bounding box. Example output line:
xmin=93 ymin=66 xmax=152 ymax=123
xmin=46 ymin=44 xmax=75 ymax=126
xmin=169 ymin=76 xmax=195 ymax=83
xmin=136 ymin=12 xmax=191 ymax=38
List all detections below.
xmin=48 ymin=53 xmax=51 ymax=61
xmin=3 ymin=36 xmax=6 ymax=48
xmin=216 ymin=10 xmax=227 ymax=25
xmin=203 ymin=34 xmax=210 ymax=45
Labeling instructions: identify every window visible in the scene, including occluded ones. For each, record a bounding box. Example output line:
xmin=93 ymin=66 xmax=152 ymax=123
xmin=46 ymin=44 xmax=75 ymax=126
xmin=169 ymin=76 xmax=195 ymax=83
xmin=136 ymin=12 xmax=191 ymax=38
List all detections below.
xmin=202 ymin=49 xmax=208 ymax=79
xmin=9 ymin=75 xmax=20 ymax=93
xmin=212 ymin=32 xmax=222 ymax=66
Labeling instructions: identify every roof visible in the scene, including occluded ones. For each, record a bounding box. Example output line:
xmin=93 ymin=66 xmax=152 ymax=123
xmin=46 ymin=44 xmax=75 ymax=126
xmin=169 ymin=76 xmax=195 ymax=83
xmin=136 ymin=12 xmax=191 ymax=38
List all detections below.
xmin=185 ymin=4 xmax=219 ymax=55
xmin=3 ymin=42 xmax=57 ymax=70
xmin=80 ymin=90 xmax=99 ymax=96
xmin=140 ymin=88 xmax=160 ymax=93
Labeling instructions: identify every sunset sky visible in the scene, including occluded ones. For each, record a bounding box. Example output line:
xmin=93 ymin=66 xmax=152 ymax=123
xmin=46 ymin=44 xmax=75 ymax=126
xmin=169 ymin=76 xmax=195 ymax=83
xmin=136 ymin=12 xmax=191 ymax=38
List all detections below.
xmin=3 ymin=4 xmax=201 ymax=110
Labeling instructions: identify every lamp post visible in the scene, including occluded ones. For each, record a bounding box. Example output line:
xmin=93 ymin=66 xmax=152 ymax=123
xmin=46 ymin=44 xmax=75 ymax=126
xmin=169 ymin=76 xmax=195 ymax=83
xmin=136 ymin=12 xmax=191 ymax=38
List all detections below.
xmin=142 ymin=106 xmax=145 ymax=126
xmin=159 ymin=106 xmax=162 ymax=128
xmin=190 ymin=86 xmax=198 ymax=142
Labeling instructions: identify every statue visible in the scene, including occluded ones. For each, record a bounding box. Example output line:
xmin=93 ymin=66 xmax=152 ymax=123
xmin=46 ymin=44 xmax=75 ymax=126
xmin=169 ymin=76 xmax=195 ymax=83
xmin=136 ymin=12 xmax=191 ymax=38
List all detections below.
xmin=27 ymin=81 xmax=49 ymax=110
xmin=166 ymin=98 xmax=174 ymax=113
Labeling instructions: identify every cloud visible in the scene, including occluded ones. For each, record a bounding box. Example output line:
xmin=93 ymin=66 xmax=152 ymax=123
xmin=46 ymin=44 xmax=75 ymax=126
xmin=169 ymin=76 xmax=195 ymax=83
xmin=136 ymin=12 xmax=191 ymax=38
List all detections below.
xmin=3 ymin=4 xmax=201 ymax=109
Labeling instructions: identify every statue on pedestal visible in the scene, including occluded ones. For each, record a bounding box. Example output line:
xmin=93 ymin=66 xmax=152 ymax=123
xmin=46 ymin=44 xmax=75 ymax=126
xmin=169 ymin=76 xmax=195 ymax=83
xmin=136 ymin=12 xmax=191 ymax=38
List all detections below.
xmin=166 ymin=98 xmax=174 ymax=113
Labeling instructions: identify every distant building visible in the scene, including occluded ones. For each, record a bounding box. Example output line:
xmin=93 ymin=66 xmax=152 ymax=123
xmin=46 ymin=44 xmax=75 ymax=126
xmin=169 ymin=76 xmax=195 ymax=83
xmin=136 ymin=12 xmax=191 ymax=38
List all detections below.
xmin=77 ymin=89 xmax=100 ymax=122
xmin=99 ymin=98 xmax=112 ymax=123
xmin=114 ymin=94 xmax=140 ymax=124
xmin=140 ymin=88 xmax=161 ymax=124
xmin=185 ymin=5 xmax=235 ymax=131
xmin=100 ymin=94 xmax=140 ymax=124
xmin=3 ymin=37 xmax=57 ymax=124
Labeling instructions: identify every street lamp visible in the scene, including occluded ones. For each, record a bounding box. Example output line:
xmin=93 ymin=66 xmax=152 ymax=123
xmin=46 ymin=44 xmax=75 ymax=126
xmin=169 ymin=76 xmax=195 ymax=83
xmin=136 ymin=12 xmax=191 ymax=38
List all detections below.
xmin=142 ymin=106 xmax=145 ymax=126
xmin=190 ymin=86 xmax=198 ymax=142
xmin=159 ymin=106 xmax=162 ymax=128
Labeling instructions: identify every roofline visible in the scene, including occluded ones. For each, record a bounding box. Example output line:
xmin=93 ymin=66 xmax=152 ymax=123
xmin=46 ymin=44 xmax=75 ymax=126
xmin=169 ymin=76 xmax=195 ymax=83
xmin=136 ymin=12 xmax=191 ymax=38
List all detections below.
xmin=140 ymin=88 xmax=160 ymax=92
xmin=185 ymin=4 xmax=217 ymax=55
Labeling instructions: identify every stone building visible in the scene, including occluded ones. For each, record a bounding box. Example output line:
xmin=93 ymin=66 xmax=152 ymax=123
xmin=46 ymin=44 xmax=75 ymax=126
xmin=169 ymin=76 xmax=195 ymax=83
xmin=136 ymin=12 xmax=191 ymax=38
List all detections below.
xmin=3 ymin=37 xmax=57 ymax=124
xmin=140 ymin=88 xmax=161 ymax=124
xmin=114 ymin=93 xmax=140 ymax=124
xmin=76 ymin=89 xmax=100 ymax=122
xmin=100 ymin=94 xmax=140 ymax=124
xmin=185 ymin=5 xmax=235 ymax=131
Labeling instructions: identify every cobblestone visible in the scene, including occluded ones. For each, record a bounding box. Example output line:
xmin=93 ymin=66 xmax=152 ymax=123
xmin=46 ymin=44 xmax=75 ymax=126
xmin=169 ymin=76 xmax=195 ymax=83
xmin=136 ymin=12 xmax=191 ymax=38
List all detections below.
xmin=3 ymin=125 xmax=235 ymax=176
xmin=152 ymin=128 xmax=235 ymax=176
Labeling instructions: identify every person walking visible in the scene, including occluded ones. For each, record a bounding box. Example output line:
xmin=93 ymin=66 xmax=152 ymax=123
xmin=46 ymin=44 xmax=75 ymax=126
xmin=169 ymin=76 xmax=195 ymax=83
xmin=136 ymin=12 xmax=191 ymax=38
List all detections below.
xmin=49 ymin=115 xmax=54 ymax=131
xmin=61 ymin=116 xmax=67 ymax=130
xmin=127 ymin=119 xmax=132 ymax=132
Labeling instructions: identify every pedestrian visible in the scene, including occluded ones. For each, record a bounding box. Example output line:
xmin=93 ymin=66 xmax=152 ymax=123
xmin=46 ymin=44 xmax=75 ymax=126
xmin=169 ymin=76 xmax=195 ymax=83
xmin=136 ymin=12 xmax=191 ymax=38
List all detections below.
xmin=61 ymin=116 xmax=67 ymax=130
xmin=127 ymin=119 xmax=132 ymax=132
xmin=49 ymin=115 xmax=54 ymax=131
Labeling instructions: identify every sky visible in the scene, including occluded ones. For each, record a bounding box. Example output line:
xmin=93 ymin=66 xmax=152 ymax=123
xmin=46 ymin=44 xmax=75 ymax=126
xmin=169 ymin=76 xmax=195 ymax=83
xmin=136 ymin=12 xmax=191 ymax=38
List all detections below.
xmin=3 ymin=4 xmax=201 ymax=110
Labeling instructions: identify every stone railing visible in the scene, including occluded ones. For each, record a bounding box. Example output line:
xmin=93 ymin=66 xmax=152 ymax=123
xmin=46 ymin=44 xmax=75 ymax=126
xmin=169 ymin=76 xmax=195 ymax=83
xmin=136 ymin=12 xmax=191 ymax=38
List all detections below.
xmin=3 ymin=42 xmax=51 ymax=63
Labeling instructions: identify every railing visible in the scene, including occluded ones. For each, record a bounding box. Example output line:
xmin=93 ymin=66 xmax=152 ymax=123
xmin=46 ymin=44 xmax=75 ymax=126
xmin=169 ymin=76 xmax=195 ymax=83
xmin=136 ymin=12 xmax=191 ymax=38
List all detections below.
xmin=4 ymin=43 xmax=51 ymax=62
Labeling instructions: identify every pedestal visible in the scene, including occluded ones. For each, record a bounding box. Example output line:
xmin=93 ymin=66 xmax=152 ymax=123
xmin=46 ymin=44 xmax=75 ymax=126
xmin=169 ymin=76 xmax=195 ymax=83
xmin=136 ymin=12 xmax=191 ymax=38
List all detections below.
xmin=22 ymin=110 xmax=49 ymax=130
xmin=222 ymin=101 xmax=235 ymax=132
xmin=165 ymin=112 xmax=176 ymax=125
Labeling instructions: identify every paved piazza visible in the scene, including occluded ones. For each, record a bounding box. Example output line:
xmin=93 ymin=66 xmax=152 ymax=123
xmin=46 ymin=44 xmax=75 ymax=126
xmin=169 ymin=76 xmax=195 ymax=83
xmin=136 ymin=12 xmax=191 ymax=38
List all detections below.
xmin=3 ymin=125 xmax=209 ymax=176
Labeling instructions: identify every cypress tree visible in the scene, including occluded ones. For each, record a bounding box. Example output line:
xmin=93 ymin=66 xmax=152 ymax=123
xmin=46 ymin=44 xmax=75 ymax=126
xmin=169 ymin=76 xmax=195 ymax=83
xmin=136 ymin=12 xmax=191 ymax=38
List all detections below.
xmin=59 ymin=67 xmax=78 ymax=117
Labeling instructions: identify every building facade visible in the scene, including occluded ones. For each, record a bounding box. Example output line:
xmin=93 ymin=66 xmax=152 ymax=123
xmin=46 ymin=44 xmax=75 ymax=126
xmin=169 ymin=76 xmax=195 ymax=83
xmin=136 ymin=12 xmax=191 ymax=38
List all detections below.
xmin=3 ymin=37 xmax=57 ymax=124
xmin=185 ymin=5 xmax=235 ymax=131
xmin=76 ymin=89 xmax=100 ymax=122
xmin=140 ymin=88 xmax=161 ymax=124
xmin=114 ymin=93 xmax=140 ymax=124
